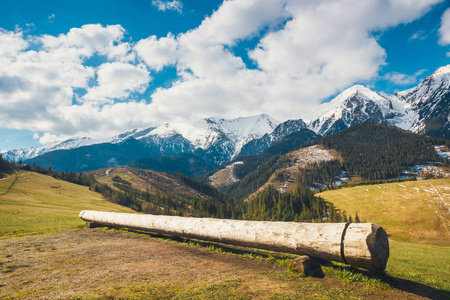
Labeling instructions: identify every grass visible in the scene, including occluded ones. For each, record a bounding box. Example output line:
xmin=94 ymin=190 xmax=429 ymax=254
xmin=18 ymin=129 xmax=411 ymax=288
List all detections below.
xmin=0 ymin=171 xmax=134 ymax=236
xmin=1 ymin=171 xmax=449 ymax=298
xmin=387 ymin=240 xmax=450 ymax=292
xmin=103 ymin=227 xmax=450 ymax=296
xmin=318 ymin=178 xmax=450 ymax=295
xmin=318 ymin=178 xmax=450 ymax=245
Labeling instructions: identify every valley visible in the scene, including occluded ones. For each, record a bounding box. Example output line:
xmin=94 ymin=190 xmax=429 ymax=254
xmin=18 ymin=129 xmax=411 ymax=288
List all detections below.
xmin=0 ymin=169 xmax=449 ymax=299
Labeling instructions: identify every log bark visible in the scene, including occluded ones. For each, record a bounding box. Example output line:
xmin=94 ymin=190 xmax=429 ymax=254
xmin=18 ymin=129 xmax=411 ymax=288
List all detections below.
xmin=79 ymin=210 xmax=389 ymax=272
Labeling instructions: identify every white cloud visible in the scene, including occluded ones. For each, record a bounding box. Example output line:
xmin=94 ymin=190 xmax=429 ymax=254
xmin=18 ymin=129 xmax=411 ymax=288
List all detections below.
xmin=144 ymin=0 xmax=441 ymax=121
xmin=0 ymin=0 xmax=443 ymax=145
xmin=41 ymin=24 xmax=126 ymax=58
xmin=83 ymin=62 xmax=151 ymax=104
xmin=383 ymin=69 xmax=427 ymax=85
xmin=39 ymin=133 xmax=65 ymax=145
xmin=135 ymin=34 xmax=178 ymax=71
xmin=0 ymin=25 xmax=152 ymax=138
xmin=0 ymin=29 xmax=27 ymax=58
xmin=439 ymin=8 xmax=450 ymax=45
xmin=48 ymin=14 xmax=56 ymax=22
xmin=152 ymin=0 xmax=183 ymax=13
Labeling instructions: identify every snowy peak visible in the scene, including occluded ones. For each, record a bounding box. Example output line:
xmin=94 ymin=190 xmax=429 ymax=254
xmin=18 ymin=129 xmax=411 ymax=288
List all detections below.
xmin=429 ymin=65 xmax=450 ymax=80
xmin=309 ymin=85 xmax=401 ymax=136
xmin=395 ymin=65 xmax=450 ymax=136
xmin=397 ymin=64 xmax=450 ymax=105
xmin=140 ymin=114 xmax=279 ymax=151
xmin=195 ymin=114 xmax=279 ymax=139
xmin=308 ymin=66 xmax=450 ymax=139
xmin=3 ymin=114 xmax=279 ymax=167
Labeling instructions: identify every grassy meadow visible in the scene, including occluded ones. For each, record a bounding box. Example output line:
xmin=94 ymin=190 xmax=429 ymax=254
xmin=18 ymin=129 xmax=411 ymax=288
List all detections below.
xmin=318 ymin=178 xmax=450 ymax=245
xmin=1 ymin=171 xmax=449 ymax=298
xmin=319 ymin=179 xmax=450 ymax=293
xmin=0 ymin=171 xmax=134 ymax=236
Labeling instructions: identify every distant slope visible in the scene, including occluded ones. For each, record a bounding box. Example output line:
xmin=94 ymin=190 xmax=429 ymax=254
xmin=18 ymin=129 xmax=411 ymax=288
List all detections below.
xmin=127 ymin=153 xmax=213 ymax=177
xmin=26 ymin=138 xmax=151 ymax=172
xmin=90 ymin=167 xmax=215 ymax=202
xmin=0 ymin=171 xmax=133 ymax=235
xmin=209 ymin=129 xmax=319 ymax=198
xmin=89 ymin=168 xmax=232 ymax=218
xmin=318 ymin=179 xmax=450 ymax=246
xmin=219 ymin=122 xmax=447 ymax=202
xmin=314 ymin=122 xmax=446 ymax=180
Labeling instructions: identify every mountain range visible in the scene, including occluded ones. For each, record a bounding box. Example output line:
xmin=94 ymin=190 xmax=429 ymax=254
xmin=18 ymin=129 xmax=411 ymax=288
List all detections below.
xmin=3 ymin=65 xmax=450 ymax=174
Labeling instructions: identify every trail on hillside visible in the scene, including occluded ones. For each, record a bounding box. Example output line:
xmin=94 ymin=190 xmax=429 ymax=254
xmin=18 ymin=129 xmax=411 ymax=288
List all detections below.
xmin=0 ymin=172 xmax=19 ymax=196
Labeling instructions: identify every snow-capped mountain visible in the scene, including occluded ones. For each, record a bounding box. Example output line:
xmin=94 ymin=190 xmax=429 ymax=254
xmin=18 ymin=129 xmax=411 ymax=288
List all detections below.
xmin=307 ymin=65 xmax=450 ymax=139
xmin=3 ymin=114 xmax=279 ymax=171
xmin=308 ymin=85 xmax=404 ymax=136
xmin=3 ymin=66 xmax=450 ymax=174
xmin=1 ymin=127 xmax=157 ymax=163
xmin=240 ymin=119 xmax=312 ymax=155
xmin=395 ymin=65 xmax=450 ymax=138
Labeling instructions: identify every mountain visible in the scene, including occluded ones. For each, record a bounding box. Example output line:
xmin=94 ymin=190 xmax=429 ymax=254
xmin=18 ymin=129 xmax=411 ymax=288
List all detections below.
xmin=308 ymin=85 xmax=404 ymax=136
xmin=395 ymin=65 xmax=450 ymax=139
xmin=128 ymin=153 xmax=214 ymax=178
xmin=221 ymin=123 xmax=446 ymax=202
xmin=308 ymin=66 xmax=450 ymax=139
xmin=11 ymin=114 xmax=279 ymax=172
xmin=239 ymin=119 xmax=309 ymax=155
xmin=4 ymin=66 xmax=450 ymax=174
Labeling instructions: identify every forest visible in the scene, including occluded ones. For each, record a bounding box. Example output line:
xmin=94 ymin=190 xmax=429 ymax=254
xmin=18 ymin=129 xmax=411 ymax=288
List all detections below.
xmin=314 ymin=122 xmax=447 ymax=180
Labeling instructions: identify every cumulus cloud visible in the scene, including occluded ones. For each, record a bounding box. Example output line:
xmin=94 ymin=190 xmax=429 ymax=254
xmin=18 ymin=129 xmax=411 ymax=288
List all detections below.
xmin=83 ymin=62 xmax=150 ymax=104
xmin=152 ymin=0 xmax=183 ymax=13
xmin=0 ymin=29 xmax=27 ymax=58
xmin=39 ymin=133 xmax=66 ymax=145
xmin=0 ymin=0 xmax=443 ymax=145
xmin=135 ymin=34 xmax=178 ymax=71
xmin=439 ymin=8 xmax=450 ymax=45
xmin=0 ymin=25 xmax=153 ymax=142
xmin=143 ymin=0 xmax=441 ymax=121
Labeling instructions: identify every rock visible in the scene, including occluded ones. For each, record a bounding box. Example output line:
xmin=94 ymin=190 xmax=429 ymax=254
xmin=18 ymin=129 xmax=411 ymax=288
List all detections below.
xmin=289 ymin=255 xmax=325 ymax=278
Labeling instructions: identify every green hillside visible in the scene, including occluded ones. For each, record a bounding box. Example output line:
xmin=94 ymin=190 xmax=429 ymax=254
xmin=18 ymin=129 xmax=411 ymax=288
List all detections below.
xmin=318 ymin=179 xmax=450 ymax=246
xmin=0 ymin=171 xmax=134 ymax=236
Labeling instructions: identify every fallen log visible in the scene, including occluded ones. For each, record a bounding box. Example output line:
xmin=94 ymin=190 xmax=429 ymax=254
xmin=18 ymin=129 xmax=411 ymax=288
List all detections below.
xmin=79 ymin=210 xmax=389 ymax=272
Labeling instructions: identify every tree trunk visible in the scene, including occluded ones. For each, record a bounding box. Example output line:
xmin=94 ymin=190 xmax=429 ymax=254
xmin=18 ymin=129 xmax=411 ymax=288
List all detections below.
xmin=79 ymin=210 xmax=389 ymax=272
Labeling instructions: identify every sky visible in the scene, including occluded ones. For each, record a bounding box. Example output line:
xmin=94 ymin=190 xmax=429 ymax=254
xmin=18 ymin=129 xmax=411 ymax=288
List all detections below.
xmin=1 ymin=0 xmax=450 ymax=151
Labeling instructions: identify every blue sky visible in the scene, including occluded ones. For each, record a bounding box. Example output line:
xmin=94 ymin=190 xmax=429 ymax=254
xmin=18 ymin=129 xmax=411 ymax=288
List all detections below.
xmin=1 ymin=0 xmax=450 ymax=151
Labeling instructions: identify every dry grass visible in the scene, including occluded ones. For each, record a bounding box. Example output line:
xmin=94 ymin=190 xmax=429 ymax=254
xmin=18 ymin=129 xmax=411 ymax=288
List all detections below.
xmin=318 ymin=179 xmax=450 ymax=245
xmin=209 ymin=161 xmax=243 ymax=189
xmin=0 ymin=228 xmax=433 ymax=300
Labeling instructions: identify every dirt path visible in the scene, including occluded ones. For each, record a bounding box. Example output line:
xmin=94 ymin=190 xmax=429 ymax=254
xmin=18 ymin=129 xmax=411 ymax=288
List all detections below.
xmin=0 ymin=229 xmax=435 ymax=299
xmin=0 ymin=173 xmax=19 ymax=196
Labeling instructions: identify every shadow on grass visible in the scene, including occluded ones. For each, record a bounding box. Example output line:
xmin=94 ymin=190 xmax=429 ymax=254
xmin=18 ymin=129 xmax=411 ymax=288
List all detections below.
xmin=104 ymin=227 xmax=450 ymax=300
xmin=322 ymin=262 xmax=450 ymax=300
xmin=114 ymin=227 xmax=294 ymax=260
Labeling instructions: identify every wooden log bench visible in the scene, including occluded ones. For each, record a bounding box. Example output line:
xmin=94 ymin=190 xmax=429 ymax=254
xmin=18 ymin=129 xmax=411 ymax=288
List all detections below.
xmin=79 ymin=210 xmax=389 ymax=272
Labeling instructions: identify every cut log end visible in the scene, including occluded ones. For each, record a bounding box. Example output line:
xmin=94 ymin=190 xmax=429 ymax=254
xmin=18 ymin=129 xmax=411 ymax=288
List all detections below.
xmin=344 ymin=223 xmax=389 ymax=272
xmin=367 ymin=224 xmax=389 ymax=272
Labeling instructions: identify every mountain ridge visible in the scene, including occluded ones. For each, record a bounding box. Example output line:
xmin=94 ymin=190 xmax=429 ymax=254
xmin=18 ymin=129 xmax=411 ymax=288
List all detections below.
xmin=3 ymin=65 xmax=450 ymax=174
